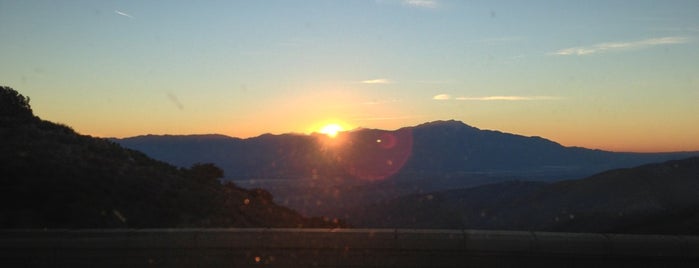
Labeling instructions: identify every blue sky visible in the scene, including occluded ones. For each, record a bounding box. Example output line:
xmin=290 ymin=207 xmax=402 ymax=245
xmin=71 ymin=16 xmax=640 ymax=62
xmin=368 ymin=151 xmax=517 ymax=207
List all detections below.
xmin=1 ymin=0 xmax=698 ymax=151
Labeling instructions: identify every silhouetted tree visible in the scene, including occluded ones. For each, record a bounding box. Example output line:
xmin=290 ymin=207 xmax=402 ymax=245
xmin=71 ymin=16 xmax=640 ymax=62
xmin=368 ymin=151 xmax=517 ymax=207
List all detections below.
xmin=187 ymin=163 xmax=224 ymax=184
xmin=0 ymin=86 xmax=33 ymax=117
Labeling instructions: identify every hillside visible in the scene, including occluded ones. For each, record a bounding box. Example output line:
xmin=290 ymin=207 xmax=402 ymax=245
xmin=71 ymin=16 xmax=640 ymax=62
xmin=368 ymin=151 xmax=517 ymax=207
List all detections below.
xmin=0 ymin=86 xmax=343 ymax=228
xmin=352 ymin=157 xmax=699 ymax=235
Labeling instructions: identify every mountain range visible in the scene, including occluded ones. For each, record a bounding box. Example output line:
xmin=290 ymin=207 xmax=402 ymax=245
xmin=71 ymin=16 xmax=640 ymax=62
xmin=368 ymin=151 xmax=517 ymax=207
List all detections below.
xmin=5 ymin=85 xmax=699 ymax=234
xmin=113 ymin=120 xmax=698 ymax=217
xmin=114 ymin=120 xmax=698 ymax=182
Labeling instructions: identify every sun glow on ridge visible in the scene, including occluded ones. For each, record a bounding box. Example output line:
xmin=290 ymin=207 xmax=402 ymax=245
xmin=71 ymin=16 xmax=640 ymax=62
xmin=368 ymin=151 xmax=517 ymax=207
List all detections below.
xmin=319 ymin=123 xmax=344 ymax=138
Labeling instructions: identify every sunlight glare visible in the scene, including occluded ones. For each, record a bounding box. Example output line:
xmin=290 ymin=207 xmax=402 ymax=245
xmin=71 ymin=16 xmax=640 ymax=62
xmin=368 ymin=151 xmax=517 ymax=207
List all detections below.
xmin=319 ymin=124 xmax=344 ymax=138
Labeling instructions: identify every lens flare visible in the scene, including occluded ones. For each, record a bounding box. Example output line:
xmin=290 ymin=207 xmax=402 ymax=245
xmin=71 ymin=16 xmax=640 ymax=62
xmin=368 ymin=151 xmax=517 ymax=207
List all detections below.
xmin=340 ymin=129 xmax=413 ymax=181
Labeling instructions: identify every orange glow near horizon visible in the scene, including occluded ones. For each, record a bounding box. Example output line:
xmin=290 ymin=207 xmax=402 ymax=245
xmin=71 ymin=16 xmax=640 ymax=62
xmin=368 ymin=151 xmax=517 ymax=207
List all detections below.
xmin=308 ymin=120 xmax=354 ymax=136
xmin=84 ymin=120 xmax=699 ymax=153
xmin=55 ymin=107 xmax=699 ymax=153
xmin=319 ymin=124 xmax=344 ymax=138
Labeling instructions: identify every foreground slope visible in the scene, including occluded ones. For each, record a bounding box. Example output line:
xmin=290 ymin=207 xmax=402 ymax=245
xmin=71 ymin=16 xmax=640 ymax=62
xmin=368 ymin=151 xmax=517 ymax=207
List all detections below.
xmin=0 ymin=86 xmax=342 ymax=228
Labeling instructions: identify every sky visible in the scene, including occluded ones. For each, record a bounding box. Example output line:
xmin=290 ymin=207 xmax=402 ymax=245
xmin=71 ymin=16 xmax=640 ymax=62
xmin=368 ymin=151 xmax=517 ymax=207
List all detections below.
xmin=1 ymin=0 xmax=698 ymax=152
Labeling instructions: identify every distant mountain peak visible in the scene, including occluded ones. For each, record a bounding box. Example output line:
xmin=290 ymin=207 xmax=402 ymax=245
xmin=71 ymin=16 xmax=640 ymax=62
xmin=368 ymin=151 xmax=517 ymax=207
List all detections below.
xmin=413 ymin=119 xmax=479 ymax=130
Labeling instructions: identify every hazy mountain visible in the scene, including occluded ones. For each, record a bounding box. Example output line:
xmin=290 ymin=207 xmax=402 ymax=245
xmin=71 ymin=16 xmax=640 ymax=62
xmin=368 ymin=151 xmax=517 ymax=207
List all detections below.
xmin=0 ymin=86 xmax=343 ymax=228
xmin=114 ymin=120 xmax=698 ymax=183
xmin=352 ymin=157 xmax=699 ymax=235
xmin=113 ymin=120 xmax=698 ymax=217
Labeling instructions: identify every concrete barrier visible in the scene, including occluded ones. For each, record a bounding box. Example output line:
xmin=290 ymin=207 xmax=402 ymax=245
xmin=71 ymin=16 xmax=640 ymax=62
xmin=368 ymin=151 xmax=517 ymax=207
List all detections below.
xmin=1 ymin=228 xmax=699 ymax=267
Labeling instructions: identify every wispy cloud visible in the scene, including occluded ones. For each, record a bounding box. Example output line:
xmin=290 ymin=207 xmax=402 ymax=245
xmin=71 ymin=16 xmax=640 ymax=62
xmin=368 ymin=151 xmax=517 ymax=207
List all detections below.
xmin=114 ymin=10 xmax=134 ymax=19
xmin=433 ymin=94 xmax=562 ymax=101
xmin=552 ymin=36 xmax=689 ymax=56
xmin=361 ymin=78 xmax=392 ymax=84
xmin=403 ymin=0 xmax=438 ymax=8
xmin=432 ymin=94 xmax=451 ymax=100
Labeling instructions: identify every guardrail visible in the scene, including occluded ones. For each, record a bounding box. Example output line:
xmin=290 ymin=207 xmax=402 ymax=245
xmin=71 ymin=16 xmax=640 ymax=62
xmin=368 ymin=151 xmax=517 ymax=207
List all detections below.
xmin=2 ymin=228 xmax=699 ymax=267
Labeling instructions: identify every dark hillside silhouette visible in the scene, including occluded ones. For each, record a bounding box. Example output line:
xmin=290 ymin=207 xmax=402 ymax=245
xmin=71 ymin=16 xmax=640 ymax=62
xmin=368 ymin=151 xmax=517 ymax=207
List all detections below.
xmin=0 ymin=86 xmax=344 ymax=228
xmin=352 ymin=157 xmax=699 ymax=235
xmin=0 ymin=85 xmax=32 ymax=118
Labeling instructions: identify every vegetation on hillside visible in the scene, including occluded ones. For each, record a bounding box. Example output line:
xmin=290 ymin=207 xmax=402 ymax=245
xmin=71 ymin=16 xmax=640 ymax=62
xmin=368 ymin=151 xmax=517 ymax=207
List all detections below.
xmin=0 ymin=86 xmax=345 ymax=228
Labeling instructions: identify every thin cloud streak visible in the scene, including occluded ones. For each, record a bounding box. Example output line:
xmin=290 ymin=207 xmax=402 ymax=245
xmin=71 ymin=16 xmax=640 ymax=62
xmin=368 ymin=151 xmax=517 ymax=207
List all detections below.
xmin=432 ymin=94 xmax=451 ymax=100
xmin=114 ymin=10 xmax=134 ymax=18
xmin=403 ymin=0 xmax=438 ymax=8
xmin=361 ymin=78 xmax=392 ymax=84
xmin=552 ymin=36 xmax=689 ymax=56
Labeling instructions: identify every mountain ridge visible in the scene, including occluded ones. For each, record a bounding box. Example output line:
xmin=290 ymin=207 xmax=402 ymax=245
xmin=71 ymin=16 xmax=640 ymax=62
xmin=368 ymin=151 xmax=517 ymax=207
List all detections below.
xmin=112 ymin=120 xmax=698 ymax=217
xmin=114 ymin=119 xmax=699 ymax=181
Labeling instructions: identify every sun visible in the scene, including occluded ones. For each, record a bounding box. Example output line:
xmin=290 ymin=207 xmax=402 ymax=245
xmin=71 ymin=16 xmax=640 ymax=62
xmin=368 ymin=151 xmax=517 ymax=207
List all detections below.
xmin=319 ymin=123 xmax=344 ymax=138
